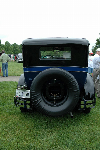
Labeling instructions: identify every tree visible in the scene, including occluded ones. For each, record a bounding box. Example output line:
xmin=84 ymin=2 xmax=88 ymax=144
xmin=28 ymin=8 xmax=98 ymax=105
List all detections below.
xmin=12 ymin=43 xmax=22 ymax=54
xmin=12 ymin=43 xmax=19 ymax=54
xmin=5 ymin=41 xmax=11 ymax=54
xmin=0 ymin=40 xmax=22 ymax=54
xmin=19 ymin=44 xmax=22 ymax=53
xmin=92 ymin=34 xmax=100 ymax=54
xmin=0 ymin=44 xmax=5 ymax=52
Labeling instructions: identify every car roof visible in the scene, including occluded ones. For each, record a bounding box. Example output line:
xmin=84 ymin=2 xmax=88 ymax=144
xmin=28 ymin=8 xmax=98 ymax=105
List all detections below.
xmin=22 ymin=37 xmax=90 ymax=46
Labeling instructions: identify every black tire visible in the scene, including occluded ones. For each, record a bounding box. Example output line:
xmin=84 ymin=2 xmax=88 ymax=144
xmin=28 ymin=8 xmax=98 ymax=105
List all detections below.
xmin=30 ymin=68 xmax=80 ymax=116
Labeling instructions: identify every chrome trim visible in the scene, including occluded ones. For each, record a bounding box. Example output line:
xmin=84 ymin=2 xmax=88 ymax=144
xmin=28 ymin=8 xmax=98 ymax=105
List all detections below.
xmin=24 ymin=71 xmax=87 ymax=73
xmin=24 ymin=71 xmax=40 ymax=72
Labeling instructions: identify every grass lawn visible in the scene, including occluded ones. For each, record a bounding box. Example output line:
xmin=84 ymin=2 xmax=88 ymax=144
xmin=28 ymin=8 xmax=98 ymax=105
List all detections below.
xmin=0 ymin=61 xmax=23 ymax=76
xmin=0 ymin=82 xmax=100 ymax=150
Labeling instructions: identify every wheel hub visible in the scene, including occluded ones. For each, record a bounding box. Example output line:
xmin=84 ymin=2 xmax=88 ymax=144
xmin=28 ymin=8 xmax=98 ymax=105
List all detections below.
xmin=42 ymin=78 xmax=68 ymax=106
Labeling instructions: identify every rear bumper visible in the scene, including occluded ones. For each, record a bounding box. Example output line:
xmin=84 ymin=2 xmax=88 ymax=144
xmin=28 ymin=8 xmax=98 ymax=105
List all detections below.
xmin=14 ymin=89 xmax=31 ymax=110
xmin=14 ymin=96 xmax=32 ymax=110
xmin=14 ymin=92 xmax=96 ymax=113
xmin=78 ymin=97 xmax=96 ymax=111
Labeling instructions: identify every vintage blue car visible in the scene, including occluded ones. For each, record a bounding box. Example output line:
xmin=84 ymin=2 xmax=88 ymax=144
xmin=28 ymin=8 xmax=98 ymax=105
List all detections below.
xmin=14 ymin=38 xmax=96 ymax=117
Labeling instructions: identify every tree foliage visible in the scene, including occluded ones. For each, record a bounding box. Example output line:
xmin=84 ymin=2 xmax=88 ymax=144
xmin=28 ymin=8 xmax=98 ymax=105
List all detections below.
xmin=92 ymin=34 xmax=100 ymax=54
xmin=0 ymin=41 xmax=22 ymax=55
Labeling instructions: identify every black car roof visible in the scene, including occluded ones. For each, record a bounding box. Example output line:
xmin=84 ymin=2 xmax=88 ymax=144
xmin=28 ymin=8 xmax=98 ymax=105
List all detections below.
xmin=22 ymin=37 xmax=90 ymax=46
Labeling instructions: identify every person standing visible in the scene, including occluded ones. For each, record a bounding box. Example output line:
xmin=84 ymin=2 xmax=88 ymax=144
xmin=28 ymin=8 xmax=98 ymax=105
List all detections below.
xmin=0 ymin=50 xmax=10 ymax=77
xmin=93 ymin=48 xmax=100 ymax=97
xmin=88 ymin=50 xmax=94 ymax=75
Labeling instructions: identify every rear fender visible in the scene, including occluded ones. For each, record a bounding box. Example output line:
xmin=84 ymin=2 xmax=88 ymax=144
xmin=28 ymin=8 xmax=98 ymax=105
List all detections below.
xmin=18 ymin=74 xmax=25 ymax=86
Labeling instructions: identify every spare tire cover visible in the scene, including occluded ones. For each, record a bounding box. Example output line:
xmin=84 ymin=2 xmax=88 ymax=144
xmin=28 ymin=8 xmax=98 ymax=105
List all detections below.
xmin=30 ymin=68 xmax=80 ymax=116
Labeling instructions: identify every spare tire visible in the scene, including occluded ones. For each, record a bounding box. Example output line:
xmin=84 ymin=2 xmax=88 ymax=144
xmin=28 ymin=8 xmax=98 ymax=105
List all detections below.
xmin=30 ymin=68 xmax=80 ymax=116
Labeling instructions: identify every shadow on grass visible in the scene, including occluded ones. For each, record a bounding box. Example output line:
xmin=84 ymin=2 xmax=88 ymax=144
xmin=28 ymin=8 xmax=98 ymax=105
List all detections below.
xmin=17 ymin=107 xmax=93 ymax=130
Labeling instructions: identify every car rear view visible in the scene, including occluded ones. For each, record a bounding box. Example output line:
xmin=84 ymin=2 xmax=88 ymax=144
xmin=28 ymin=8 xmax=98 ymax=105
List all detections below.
xmin=14 ymin=38 xmax=96 ymax=117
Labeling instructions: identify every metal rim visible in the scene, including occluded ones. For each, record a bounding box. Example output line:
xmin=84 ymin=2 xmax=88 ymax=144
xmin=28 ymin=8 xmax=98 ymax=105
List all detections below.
xmin=41 ymin=77 xmax=68 ymax=106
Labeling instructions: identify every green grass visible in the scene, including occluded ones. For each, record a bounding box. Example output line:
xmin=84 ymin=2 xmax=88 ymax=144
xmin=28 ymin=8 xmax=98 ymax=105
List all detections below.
xmin=0 ymin=61 xmax=23 ymax=76
xmin=0 ymin=82 xmax=100 ymax=150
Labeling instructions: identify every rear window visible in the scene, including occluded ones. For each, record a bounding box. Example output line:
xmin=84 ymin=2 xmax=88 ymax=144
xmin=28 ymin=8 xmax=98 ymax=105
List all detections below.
xmin=40 ymin=47 xmax=71 ymax=60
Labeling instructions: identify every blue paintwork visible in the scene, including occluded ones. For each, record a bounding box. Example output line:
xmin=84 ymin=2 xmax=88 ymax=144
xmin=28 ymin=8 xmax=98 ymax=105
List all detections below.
xmin=23 ymin=66 xmax=88 ymax=89
xmin=24 ymin=66 xmax=88 ymax=72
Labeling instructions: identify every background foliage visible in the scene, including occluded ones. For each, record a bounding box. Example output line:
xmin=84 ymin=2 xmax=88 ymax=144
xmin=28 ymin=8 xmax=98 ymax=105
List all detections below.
xmin=91 ymin=34 xmax=100 ymax=54
xmin=0 ymin=40 xmax=22 ymax=55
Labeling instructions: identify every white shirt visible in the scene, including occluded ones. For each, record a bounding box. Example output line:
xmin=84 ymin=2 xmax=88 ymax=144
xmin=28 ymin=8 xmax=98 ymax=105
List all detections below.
xmin=88 ymin=56 xmax=94 ymax=68
xmin=93 ymin=54 xmax=100 ymax=69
